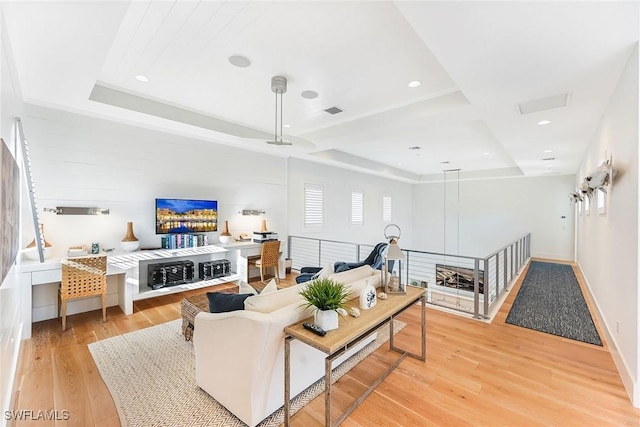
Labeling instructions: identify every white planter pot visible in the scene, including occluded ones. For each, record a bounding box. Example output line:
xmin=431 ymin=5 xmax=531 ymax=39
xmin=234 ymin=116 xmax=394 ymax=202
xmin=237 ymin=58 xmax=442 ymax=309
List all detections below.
xmin=314 ymin=309 xmax=339 ymax=331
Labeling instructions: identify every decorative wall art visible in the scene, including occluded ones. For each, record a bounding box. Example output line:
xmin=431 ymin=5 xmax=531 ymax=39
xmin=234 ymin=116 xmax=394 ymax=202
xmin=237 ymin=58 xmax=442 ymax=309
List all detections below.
xmin=0 ymin=139 xmax=20 ymax=286
xmin=571 ymin=156 xmax=616 ymax=215
xmin=436 ymin=264 xmax=484 ymax=294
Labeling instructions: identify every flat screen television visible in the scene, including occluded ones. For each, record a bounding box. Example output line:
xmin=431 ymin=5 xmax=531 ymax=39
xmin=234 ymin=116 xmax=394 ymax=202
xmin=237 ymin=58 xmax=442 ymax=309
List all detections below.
xmin=155 ymin=198 xmax=218 ymax=234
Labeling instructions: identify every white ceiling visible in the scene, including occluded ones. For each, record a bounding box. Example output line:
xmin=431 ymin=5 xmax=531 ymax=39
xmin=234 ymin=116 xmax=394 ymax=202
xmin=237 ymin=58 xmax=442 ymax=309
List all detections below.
xmin=2 ymin=1 xmax=638 ymax=183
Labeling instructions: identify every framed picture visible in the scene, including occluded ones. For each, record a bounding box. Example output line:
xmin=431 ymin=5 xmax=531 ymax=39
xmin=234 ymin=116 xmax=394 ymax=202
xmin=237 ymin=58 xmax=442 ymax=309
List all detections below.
xmin=1 ymin=139 xmax=20 ymax=286
xmin=436 ymin=264 xmax=484 ymax=294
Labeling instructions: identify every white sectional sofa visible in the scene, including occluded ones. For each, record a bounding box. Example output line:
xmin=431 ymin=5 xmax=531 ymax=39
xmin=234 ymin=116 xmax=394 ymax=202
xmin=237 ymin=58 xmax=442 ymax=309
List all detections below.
xmin=193 ymin=265 xmax=381 ymax=427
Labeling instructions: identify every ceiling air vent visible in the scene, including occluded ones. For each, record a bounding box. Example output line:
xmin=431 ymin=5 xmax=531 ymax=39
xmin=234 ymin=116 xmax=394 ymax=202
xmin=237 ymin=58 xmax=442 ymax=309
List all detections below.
xmin=324 ymin=106 xmax=343 ymax=115
xmin=517 ymin=93 xmax=569 ymax=115
xmin=542 ymin=157 xmax=556 ymax=161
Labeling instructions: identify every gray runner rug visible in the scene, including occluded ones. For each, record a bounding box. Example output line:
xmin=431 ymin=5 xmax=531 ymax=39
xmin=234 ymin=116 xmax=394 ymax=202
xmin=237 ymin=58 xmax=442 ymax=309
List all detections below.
xmin=505 ymin=261 xmax=602 ymax=346
xmin=88 ymin=318 xmax=404 ymax=427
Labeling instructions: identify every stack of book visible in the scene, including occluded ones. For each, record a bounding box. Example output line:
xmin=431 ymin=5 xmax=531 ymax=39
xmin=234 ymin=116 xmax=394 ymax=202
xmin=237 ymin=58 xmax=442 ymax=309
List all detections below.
xmin=160 ymin=234 xmax=209 ymax=249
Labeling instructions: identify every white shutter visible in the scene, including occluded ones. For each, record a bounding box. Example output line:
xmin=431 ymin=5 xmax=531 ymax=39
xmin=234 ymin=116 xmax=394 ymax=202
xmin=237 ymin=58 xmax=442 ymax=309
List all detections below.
xmin=304 ymin=184 xmax=324 ymax=227
xmin=351 ymin=190 xmax=364 ymax=225
xmin=382 ymin=195 xmax=392 ymax=222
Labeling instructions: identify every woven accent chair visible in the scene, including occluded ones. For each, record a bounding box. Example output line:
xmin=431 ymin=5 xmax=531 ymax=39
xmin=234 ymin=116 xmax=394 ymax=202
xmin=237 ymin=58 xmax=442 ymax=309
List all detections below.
xmin=253 ymin=240 xmax=281 ymax=284
xmin=59 ymin=256 xmax=107 ymax=331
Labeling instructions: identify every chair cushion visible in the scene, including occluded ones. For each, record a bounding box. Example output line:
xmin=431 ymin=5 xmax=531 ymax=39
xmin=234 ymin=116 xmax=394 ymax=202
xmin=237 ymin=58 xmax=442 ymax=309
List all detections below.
xmin=206 ymin=292 xmax=253 ymax=313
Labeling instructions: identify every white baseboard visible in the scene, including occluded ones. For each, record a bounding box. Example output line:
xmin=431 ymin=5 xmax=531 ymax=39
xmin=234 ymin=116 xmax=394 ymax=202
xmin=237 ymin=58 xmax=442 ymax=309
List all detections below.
xmin=2 ymin=321 xmax=23 ymax=427
xmin=576 ymin=263 xmax=639 ymax=408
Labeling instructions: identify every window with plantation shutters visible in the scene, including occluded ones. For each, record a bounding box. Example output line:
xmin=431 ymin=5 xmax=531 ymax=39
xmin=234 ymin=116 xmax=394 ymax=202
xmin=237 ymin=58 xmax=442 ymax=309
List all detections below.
xmin=382 ymin=195 xmax=392 ymax=222
xmin=304 ymin=184 xmax=324 ymax=227
xmin=351 ymin=190 xmax=364 ymax=226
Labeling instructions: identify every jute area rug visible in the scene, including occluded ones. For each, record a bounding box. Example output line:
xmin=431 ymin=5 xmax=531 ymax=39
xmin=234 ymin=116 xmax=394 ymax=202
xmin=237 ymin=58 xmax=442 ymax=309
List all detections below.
xmin=88 ymin=319 xmax=405 ymax=427
xmin=505 ymin=261 xmax=602 ymax=346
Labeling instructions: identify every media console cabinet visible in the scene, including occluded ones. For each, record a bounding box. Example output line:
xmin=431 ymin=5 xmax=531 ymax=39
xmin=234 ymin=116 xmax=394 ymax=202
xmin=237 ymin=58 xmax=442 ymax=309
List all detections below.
xmin=17 ymin=241 xmax=284 ymax=338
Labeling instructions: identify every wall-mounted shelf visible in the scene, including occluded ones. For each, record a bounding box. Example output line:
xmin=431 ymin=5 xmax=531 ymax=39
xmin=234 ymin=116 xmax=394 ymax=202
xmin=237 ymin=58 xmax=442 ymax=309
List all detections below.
xmin=43 ymin=206 xmax=109 ymax=215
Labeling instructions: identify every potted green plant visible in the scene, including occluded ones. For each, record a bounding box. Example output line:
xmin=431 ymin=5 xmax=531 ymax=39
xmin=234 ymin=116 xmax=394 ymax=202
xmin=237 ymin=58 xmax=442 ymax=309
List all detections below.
xmin=299 ymin=278 xmax=350 ymax=331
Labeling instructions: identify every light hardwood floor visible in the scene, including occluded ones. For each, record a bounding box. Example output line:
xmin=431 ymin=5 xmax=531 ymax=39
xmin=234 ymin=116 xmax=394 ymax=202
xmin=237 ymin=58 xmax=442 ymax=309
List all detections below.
xmin=11 ymin=261 xmax=640 ymax=426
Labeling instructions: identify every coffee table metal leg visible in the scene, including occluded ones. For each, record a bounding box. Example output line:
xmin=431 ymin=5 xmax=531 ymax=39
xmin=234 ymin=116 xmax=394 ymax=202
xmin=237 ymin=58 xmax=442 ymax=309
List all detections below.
xmin=389 ymin=296 xmax=427 ymax=361
xmin=284 ymin=336 xmax=293 ymax=427
xmin=420 ymin=294 xmax=426 ymax=360
xmin=325 ymin=355 xmax=332 ymax=426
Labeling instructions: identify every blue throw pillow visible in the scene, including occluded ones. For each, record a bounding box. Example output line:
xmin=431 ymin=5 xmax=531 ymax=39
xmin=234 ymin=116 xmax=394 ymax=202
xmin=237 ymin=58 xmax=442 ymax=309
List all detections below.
xmin=206 ymin=292 xmax=253 ymax=313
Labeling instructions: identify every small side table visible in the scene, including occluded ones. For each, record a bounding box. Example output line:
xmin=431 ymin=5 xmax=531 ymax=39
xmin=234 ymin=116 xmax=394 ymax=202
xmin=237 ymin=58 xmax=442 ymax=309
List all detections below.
xmin=283 ymin=286 xmax=426 ymax=426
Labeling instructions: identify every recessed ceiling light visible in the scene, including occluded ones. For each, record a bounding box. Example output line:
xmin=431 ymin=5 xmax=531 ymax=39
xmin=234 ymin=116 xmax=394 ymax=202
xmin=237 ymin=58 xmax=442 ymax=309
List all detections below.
xmin=135 ymin=75 xmax=149 ymax=82
xmin=228 ymin=55 xmax=251 ymax=68
xmin=440 ymin=161 xmax=450 ymax=164
xmin=547 ymin=164 xmax=553 ymax=168
xmin=537 ymin=120 xmax=551 ymax=125
xmin=543 ymin=149 xmax=553 ymax=153
xmin=482 ymin=152 xmax=489 ymax=156
xmin=301 ymin=90 xmax=319 ymax=99
xmin=542 ymin=157 xmax=556 ymax=161
xmin=283 ymin=124 xmax=291 ymax=129
xmin=408 ymin=80 xmax=421 ymax=88
xmin=408 ymin=146 xmax=421 ymax=150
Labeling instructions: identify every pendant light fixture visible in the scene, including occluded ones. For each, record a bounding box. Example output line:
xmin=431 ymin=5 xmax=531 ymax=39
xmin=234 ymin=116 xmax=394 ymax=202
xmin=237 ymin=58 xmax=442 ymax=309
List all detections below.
xmin=266 ymin=76 xmax=292 ymax=146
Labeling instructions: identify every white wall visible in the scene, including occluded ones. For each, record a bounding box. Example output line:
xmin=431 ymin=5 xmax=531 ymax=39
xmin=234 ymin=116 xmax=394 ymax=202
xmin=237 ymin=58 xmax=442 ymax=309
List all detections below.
xmin=412 ymin=174 xmax=576 ymax=259
xmin=576 ymin=45 xmax=639 ymax=406
xmin=20 ymin=105 xmax=288 ymax=257
xmin=0 ymin=9 xmax=24 ymax=426
xmin=287 ymin=159 xmax=413 ymax=248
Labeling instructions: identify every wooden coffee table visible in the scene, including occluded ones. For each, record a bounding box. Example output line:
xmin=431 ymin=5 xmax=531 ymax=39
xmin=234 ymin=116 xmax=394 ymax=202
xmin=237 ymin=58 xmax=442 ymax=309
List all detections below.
xmin=283 ymin=285 xmax=426 ymax=426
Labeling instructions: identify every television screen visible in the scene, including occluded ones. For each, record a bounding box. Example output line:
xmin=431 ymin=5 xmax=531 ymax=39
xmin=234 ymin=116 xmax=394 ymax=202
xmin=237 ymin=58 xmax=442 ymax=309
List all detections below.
xmin=155 ymin=198 xmax=218 ymax=234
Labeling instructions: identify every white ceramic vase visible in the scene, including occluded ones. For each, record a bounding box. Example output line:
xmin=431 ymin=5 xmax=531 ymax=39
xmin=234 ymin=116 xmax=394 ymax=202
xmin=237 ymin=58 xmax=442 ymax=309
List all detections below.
xmin=315 ymin=309 xmax=339 ymax=331
xmin=359 ymin=284 xmax=377 ymax=310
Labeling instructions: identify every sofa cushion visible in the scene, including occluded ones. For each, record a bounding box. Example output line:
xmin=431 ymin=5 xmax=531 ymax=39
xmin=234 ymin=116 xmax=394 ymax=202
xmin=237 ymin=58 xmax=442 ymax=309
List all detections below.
xmin=244 ymin=285 xmax=302 ymax=314
xmin=207 ymin=292 xmax=253 ymax=313
xmin=327 ymin=265 xmax=375 ymax=285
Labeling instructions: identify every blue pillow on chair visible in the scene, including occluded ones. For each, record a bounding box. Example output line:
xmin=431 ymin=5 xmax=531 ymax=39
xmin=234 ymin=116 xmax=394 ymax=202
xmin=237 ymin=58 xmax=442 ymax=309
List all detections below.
xmin=206 ymin=292 xmax=253 ymax=313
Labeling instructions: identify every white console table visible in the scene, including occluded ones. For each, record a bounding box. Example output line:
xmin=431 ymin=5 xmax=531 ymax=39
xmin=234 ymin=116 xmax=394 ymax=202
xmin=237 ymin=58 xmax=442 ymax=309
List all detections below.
xmin=17 ymin=241 xmax=286 ymax=338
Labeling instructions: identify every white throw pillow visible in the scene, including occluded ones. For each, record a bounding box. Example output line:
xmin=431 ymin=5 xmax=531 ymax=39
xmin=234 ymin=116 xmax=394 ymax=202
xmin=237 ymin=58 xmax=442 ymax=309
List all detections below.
xmin=244 ymin=285 xmax=303 ymax=313
xmin=315 ymin=263 xmax=334 ymax=279
xmin=237 ymin=281 xmax=258 ymax=295
xmin=260 ymin=279 xmax=278 ymax=295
